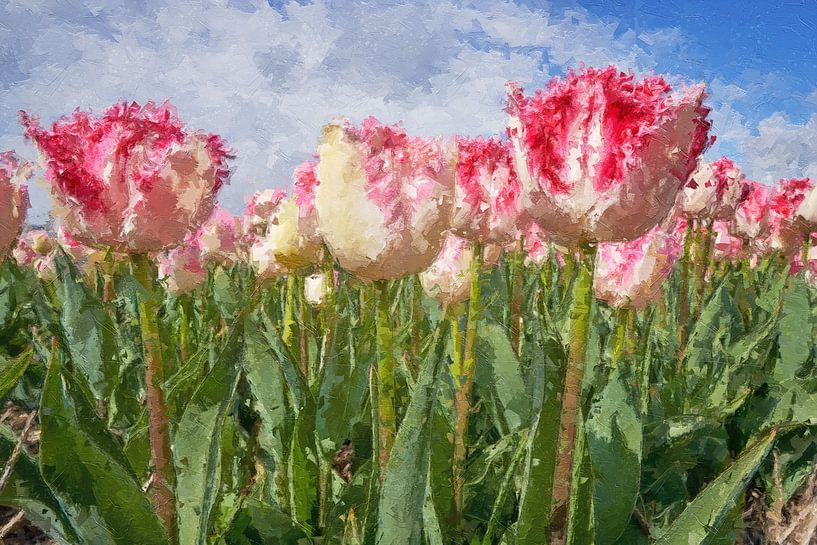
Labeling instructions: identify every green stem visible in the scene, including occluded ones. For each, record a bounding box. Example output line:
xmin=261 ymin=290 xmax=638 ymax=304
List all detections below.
xmin=510 ymin=238 xmax=524 ymax=357
xmin=178 ymin=296 xmax=191 ymax=365
xmin=694 ymin=219 xmax=715 ymax=318
xmin=131 ymin=254 xmax=178 ymax=544
xmin=282 ymin=274 xmax=298 ymax=356
xmin=453 ymin=243 xmax=483 ymax=531
xmin=550 ymin=249 xmax=594 ymax=544
xmin=375 ymin=281 xmax=397 ymax=480
xmin=678 ymin=218 xmax=694 ymax=351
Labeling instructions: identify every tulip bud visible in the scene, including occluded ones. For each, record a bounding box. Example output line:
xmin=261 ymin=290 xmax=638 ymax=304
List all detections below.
xmin=734 ymin=181 xmax=770 ymax=240
xmin=21 ymin=102 xmax=231 ymax=253
xmin=420 ymin=234 xmax=474 ymax=306
xmin=680 ymin=157 xmax=745 ymax=219
xmin=0 ymin=152 xmax=31 ymax=258
xmin=157 ymin=241 xmax=207 ymax=295
xmin=594 ymin=226 xmax=680 ymax=309
xmin=244 ymin=188 xmax=286 ymax=235
xmin=506 ymin=67 xmax=711 ymax=245
xmin=304 ymin=273 xmax=328 ymax=307
xmin=761 ymin=178 xmax=813 ymax=256
xmin=711 ymin=220 xmax=744 ymax=262
xmin=197 ymin=205 xmax=245 ymax=265
xmin=315 ymin=117 xmax=455 ymax=281
xmin=451 ymin=136 xmax=520 ymax=244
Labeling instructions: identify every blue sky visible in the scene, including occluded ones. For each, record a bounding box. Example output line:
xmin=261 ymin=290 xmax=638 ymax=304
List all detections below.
xmin=2 ymin=0 xmax=816 ymax=222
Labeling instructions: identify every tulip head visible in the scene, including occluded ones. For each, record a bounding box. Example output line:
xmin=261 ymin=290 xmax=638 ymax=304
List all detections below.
xmin=157 ymin=240 xmax=207 ymax=295
xmin=315 ymin=117 xmax=455 ymax=281
xmin=0 ymin=152 xmax=31 ymax=258
xmin=197 ymin=205 xmax=245 ymax=266
xmin=594 ymin=226 xmax=680 ymax=309
xmin=734 ymin=181 xmax=770 ymax=240
xmin=21 ymin=102 xmax=231 ymax=253
xmin=451 ymin=136 xmax=520 ymax=244
xmin=506 ymin=66 xmax=711 ymax=246
xmin=420 ymin=234 xmax=474 ymax=306
xmin=680 ymin=157 xmax=745 ymax=219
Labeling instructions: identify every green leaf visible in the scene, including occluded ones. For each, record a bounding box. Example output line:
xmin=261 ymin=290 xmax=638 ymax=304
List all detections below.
xmin=53 ymin=253 xmax=120 ymax=402
xmin=475 ymin=322 xmax=531 ymax=432
xmin=517 ymin=337 xmax=566 ymax=545
xmin=0 ymin=349 xmax=32 ymax=401
xmin=776 ymin=277 xmax=812 ymax=379
xmin=565 ymin=414 xmax=594 ymax=545
xmin=376 ymin=320 xmax=449 ymax=545
xmin=174 ymin=321 xmax=243 ymax=545
xmin=655 ymin=429 xmax=777 ymax=545
xmin=0 ymin=423 xmax=80 ymax=544
xmin=587 ymin=364 xmax=642 ymax=545
xmin=224 ymin=499 xmax=308 ymax=545
xmin=40 ymin=344 xmax=169 ymax=545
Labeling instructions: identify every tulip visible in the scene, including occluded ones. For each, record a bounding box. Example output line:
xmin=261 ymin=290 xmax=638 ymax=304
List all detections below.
xmin=157 ymin=241 xmax=207 ymax=295
xmin=259 ymin=161 xmax=323 ymax=271
xmin=304 ymin=272 xmax=327 ymax=307
xmin=711 ymin=220 xmax=744 ymax=262
xmin=244 ymin=188 xmax=286 ymax=235
xmin=804 ymin=246 xmax=817 ymax=288
xmin=21 ymin=101 xmax=231 ymax=253
xmin=594 ymin=225 xmax=681 ymax=310
xmin=796 ymin=179 xmax=817 ymax=232
xmin=420 ymin=234 xmax=475 ymax=306
xmin=451 ymin=136 xmax=520 ymax=243
xmin=734 ymin=181 xmax=770 ymax=240
xmin=763 ymin=178 xmax=813 ymax=256
xmin=680 ymin=157 xmax=745 ymax=219
xmin=13 ymin=230 xmax=57 ymax=281
xmin=315 ymin=116 xmax=455 ymax=281
xmin=0 ymin=152 xmax=31 ymax=257
xmin=197 ymin=205 xmax=245 ymax=265
xmin=506 ymin=66 xmax=711 ymax=245
xmin=249 ymin=236 xmax=286 ymax=279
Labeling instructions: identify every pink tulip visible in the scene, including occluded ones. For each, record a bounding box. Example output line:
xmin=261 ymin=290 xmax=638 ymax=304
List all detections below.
xmin=711 ymin=220 xmax=744 ymax=262
xmin=804 ymin=245 xmax=817 ymax=287
xmin=762 ymin=178 xmax=813 ymax=255
xmin=594 ymin=225 xmax=680 ymax=309
xmin=734 ymin=181 xmax=770 ymax=240
xmin=157 ymin=240 xmax=207 ymax=294
xmin=0 ymin=152 xmax=31 ymax=257
xmin=451 ymin=136 xmax=520 ymax=243
xmin=506 ymin=66 xmax=711 ymax=245
xmin=315 ymin=117 xmax=455 ymax=281
xmin=796 ymin=179 xmax=817 ymax=232
xmin=12 ymin=230 xmax=54 ymax=266
xmin=197 ymin=205 xmax=245 ymax=265
xmin=523 ymin=222 xmax=550 ymax=266
xmin=244 ymin=188 xmax=286 ymax=234
xmin=419 ymin=234 xmax=475 ymax=306
xmin=21 ymin=102 xmax=231 ymax=253
xmin=680 ymin=157 xmax=745 ymax=219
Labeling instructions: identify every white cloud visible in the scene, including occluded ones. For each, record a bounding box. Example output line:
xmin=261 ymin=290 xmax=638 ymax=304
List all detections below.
xmin=1 ymin=0 xmax=685 ymax=223
xmin=740 ymin=113 xmax=817 ymax=184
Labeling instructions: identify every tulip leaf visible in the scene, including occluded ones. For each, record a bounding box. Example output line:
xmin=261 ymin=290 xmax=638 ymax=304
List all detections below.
xmin=39 ymin=344 xmax=169 ymax=545
xmin=655 ymin=429 xmax=777 ymax=545
xmin=586 ymin=364 xmax=642 ymax=545
xmin=475 ymin=322 xmax=531 ymax=432
xmin=0 ymin=422 xmax=80 ymax=544
xmin=0 ymin=349 xmax=32 ymax=401
xmin=174 ymin=320 xmax=243 ymax=545
xmin=223 ymin=498 xmax=307 ymax=545
xmin=517 ymin=337 xmax=566 ymax=545
xmin=376 ymin=319 xmax=449 ymax=545
xmin=52 ymin=254 xmax=121 ymax=403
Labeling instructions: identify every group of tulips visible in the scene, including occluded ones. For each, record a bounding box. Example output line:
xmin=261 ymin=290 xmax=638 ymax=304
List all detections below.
xmin=0 ymin=64 xmax=814 ymax=544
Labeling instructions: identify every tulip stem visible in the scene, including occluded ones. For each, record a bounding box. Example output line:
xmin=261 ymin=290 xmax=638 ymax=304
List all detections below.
xmin=375 ymin=281 xmax=397 ymax=480
xmin=131 ymin=254 xmax=177 ymax=544
xmin=510 ymin=238 xmax=524 ymax=357
xmin=453 ymin=243 xmax=483 ymax=531
xmin=282 ymin=273 xmax=298 ymax=359
xmin=297 ymin=276 xmax=309 ymax=380
xmin=550 ymin=248 xmax=593 ymax=544
xmin=677 ymin=218 xmax=694 ymax=351
xmin=695 ymin=219 xmax=715 ymax=317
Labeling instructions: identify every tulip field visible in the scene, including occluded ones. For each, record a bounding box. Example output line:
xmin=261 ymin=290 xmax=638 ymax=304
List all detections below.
xmin=0 ymin=65 xmax=817 ymax=545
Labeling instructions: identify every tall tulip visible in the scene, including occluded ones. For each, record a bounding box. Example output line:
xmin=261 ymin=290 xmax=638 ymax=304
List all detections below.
xmin=594 ymin=225 xmax=680 ymax=309
xmin=315 ymin=116 xmax=455 ymax=281
xmin=679 ymin=157 xmax=745 ymax=219
xmin=506 ymin=66 xmax=711 ymax=246
xmin=22 ymin=102 xmax=231 ymax=540
xmin=21 ymin=102 xmax=230 ymax=252
xmin=0 ymin=152 xmax=31 ymax=258
xmin=244 ymin=188 xmax=286 ymax=235
xmin=157 ymin=240 xmax=207 ymax=295
xmin=765 ymin=178 xmax=813 ymax=256
xmin=197 ymin=205 xmax=245 ymax=265
xmin=451 ymin=136 xmax=520 ymax=244
xmin=419 ymin=233 xmax=478 ymax=306
xmin=734 ymin=181 xmax=770 ymax=240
